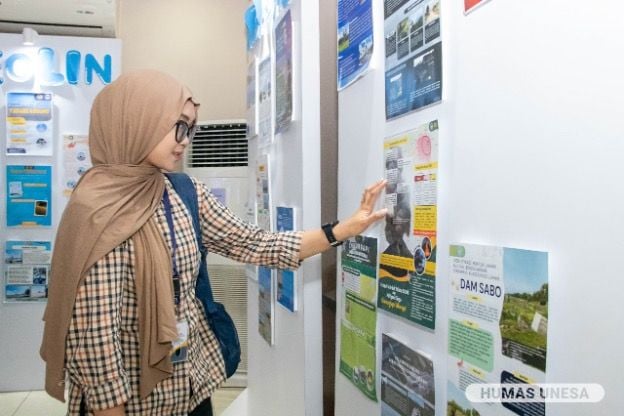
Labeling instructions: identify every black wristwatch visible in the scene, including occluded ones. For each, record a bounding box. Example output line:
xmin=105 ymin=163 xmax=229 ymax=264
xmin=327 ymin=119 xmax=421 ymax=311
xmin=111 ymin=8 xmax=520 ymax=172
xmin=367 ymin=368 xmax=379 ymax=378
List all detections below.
xmin=322 ymin=221 xmax=343 ymax=247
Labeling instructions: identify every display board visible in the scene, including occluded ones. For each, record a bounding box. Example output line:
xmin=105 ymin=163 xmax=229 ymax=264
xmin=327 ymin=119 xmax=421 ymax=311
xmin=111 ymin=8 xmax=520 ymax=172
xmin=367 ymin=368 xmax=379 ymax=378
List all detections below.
xmin=240 ymin=1 xmax=324 ymax=415
xmin=337 ymin=0 xmax=624 ymax=415
xmin=0 ymin=33 xmax=121 ymax=391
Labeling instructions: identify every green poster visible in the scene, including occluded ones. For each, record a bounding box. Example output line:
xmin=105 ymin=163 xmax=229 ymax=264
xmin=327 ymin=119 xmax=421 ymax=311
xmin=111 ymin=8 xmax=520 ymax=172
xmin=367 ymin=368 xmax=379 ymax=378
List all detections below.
xmin=339 ymin=235 xmax=378 ymax=401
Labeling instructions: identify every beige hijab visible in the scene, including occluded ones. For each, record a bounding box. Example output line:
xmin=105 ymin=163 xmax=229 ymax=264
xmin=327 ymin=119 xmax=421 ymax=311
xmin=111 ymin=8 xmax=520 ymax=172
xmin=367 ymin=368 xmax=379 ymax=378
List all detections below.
xmin=40 ymin=70 xmax=199 ymax=401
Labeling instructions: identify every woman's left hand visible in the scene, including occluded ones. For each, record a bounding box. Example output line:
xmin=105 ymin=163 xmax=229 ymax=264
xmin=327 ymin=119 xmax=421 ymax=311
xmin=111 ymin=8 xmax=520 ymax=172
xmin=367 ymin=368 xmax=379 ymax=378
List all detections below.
xmin=333 ymin=179 xmax=388 ymax=241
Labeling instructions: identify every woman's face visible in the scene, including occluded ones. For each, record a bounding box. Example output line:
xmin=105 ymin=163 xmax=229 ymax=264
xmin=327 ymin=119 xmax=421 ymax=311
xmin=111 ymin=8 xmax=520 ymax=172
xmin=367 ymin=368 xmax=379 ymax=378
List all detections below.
xmin=145 ymin=100 xmax=197 ymax=171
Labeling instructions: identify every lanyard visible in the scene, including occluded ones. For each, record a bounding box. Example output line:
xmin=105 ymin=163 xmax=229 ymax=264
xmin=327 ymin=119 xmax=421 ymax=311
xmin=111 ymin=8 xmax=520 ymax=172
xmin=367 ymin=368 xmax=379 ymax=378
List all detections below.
xmin=162 ymin=188 xmax=181 ymax=305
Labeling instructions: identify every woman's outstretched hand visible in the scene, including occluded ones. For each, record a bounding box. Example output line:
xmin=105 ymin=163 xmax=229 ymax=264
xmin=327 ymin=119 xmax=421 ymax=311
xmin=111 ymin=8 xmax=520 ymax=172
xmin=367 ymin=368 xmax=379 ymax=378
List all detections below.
xmin=333 ymin=179 xmax=388 ymax=241
xmin=299 ymin=179 xmax=388 ymax=260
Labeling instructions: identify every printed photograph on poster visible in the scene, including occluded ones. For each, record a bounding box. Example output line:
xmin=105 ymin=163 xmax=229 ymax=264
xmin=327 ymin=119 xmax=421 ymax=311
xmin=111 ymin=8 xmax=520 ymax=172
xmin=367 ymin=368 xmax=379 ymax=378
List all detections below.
xmin=378 ymin=121 xmax=439 ymax=330
xmin=339 ymin=235 xmax=378 ymax=401
xmin=246 ymin=59 xmax=258 ymax=138
xmin=384 ymin=0 xmax=442 ymax=119
xmin=337 ymin=0 xmax=373 ymax=90
xmin=5 ymin=92 xmax=54 ymax=156
xmin=6 ymin=165 xmax=52 ymax=227
xmin=447 ymin=243 xmax=549 ymax=416
xmin=256 ymin=154 xmax=272 ymax=231
xmin=447 ymin=381 xmax=481 ymax=416
xmin=274 ymin=9 xmax=293 ymax=134
xmin=62 ymin=134 xmax=91 ymax=196
xmin=258 ymin=56 xmax=273 ymax=146
xmin=4 ymin=241 xmax=51 ymax=302
xmin=258 ymin=266 xmax=275 ymax=345
xmin=381 ymin=334 xmax=435 ymax=416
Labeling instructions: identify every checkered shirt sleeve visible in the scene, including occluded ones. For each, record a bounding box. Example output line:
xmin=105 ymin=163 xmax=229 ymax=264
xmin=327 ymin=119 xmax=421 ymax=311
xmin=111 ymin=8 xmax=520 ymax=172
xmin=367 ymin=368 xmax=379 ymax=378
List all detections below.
xmin=195 ymin=179 xmax=302 ymax=270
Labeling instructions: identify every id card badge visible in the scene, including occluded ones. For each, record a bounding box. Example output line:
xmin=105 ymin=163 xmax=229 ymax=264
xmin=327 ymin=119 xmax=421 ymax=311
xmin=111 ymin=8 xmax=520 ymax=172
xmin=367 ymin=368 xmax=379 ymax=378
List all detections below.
xmin=170 ymin=320 xmax=189 ymax=364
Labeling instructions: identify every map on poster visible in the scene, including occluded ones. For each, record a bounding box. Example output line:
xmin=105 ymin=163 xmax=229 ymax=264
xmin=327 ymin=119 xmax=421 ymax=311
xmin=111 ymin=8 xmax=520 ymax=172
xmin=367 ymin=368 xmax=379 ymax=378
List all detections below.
xmin=4 ymin=241 xmax=51 ymax=303
xmin=339 ymin=235 xmax=378 ymax=401
xmin=378 ymin=121 xmax=439 ymax=330
xmin=381 ymin=334 xmax=435 ymax=416
xmin=5 ymin=92 xmax=54 ymax=156
xmin=384 ymin=0 xmax=442 ymax=119
xmin=447 ymin=243 xmax=549 ymax=416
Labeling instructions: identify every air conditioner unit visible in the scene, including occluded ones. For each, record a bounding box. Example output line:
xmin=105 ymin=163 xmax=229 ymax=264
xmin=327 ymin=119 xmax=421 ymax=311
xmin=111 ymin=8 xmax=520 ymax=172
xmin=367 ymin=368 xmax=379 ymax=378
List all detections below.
xmin=184 ymin=119 xmax=249 ymax=387
xmin=0 ymin=0 xmax=116 ymax=38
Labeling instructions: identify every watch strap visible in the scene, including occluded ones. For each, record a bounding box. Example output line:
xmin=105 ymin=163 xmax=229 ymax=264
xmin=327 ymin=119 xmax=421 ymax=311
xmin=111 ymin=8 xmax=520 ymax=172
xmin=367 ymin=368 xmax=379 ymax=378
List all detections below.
xmin=322 ymin=221 xmax=343 ymax=247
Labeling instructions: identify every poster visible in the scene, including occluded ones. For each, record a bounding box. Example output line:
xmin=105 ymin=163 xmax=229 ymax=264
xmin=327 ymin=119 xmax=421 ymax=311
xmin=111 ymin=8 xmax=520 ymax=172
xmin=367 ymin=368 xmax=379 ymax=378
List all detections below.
xmin=6 ymin=165 xmax=52 ymax=227
xmin=258 ymin=57 xmax=273 ymax=146
xmin=381 ymin=334 xmax=435 ymax=416
xmin=384 ymin=0 xmax=442 ymax=119
xmin=4 ymin=241 xmax=51 ymax=303
xmin=464 ymin=0 xmax=492 ymax=14
xmin=337 ymin=0 xmax=374 ymax=90
xmin=246 ymin=59 xmax=258 ymax=138
xmin=274 ymin=9 xmax=293 ymax=134
xmin=6 ymin=92 xmax=54 ymax=156
xmin=378 ymin=121 xmax=439 ymax=330
xmin=276 ymin=206 xmax=297 ymax=311
xmin=258 ymin=266 xmax=275 ymax=345
xmin=447 ymin=243 xmax=549 ymax=416
xmin=339 ymin=235 xmax=378 ymax=401
xmin=256 ymin=154 xmax=272 ymax=231
xmin=62 ymin=134 xmax=91 ymax=196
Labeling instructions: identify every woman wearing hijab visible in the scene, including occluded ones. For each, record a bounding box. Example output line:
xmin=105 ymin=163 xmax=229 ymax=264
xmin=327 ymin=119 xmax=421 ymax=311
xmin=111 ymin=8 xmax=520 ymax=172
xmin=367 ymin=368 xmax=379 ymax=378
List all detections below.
xmin=40 ymin=70 xmax=386 ymax=416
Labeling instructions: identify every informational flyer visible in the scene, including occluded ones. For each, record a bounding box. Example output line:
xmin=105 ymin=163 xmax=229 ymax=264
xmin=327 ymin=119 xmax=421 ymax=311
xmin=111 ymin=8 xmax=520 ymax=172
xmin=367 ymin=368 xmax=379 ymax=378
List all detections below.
xmin=5 ymin=92 xmax=54 ymax=156
xmin=6 ymin=165 xmax=52 ymax=227
xmin=381 ymin=334 xmax=435 ymax=416
xmin=246 ymin=59 xmax=258 ymax=138
xmin=339 ymin=235 xmax=378 ymax=401
xmin=276 ymin=206 xmax=297 ymax=311
xmin=62 ymin=134 xmax=91 ymax=196
xmin=384 ymin=0 xmax=442 ymax=119
xmin=337 ymin=0 xmax=374 ymax=90
xmin=258 ymin=57 xmax=273 ymax=146
xmin=256 ymin=154 xmax=272 ymax=231
xmin=4 ymin=241 xmax=51 ymax=303
xmin=274 ymin=9 xmax=293 ymax=134
xmin=378 ymin=121 xmax=439 ymax=330
xmin=258 ymin=266 xmax=275 ymax=345
xmin=447 ymin=243 xmax=549 ymax=416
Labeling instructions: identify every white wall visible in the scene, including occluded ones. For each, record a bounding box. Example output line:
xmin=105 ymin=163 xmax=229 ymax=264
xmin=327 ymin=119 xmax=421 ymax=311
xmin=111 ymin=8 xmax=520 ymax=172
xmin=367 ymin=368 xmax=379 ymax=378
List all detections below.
xmin=336 ymin=0 xmax=624 ymax=415
xmin=117 ymin=0 xmax=249 ymax=121
xmin=0 ymin=34 xmax=121 ymax=391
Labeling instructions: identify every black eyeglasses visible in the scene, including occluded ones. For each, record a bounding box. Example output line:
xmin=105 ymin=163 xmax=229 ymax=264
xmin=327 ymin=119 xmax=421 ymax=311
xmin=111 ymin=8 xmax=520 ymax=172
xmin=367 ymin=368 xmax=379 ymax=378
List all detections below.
xmin=174 ymin=120 xmax=197 ymax=143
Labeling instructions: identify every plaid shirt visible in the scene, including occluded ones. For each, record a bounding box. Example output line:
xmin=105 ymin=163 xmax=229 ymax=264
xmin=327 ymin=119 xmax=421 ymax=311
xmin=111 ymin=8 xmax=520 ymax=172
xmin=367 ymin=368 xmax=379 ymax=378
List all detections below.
xmin=65 ymin=177 xmax=301 ymax=415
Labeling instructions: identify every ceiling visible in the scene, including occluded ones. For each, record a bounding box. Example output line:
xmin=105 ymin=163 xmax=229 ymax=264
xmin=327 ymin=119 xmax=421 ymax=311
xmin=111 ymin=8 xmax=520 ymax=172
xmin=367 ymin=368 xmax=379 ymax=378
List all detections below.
xmin=0 ymin=0 xmax=117 ymax=37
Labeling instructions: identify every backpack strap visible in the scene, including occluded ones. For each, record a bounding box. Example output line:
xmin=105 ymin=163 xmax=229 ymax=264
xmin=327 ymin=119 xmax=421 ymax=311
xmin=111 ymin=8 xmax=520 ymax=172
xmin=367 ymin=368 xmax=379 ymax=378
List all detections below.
xmin=164 ymin=172 xmax=216 ymax=306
